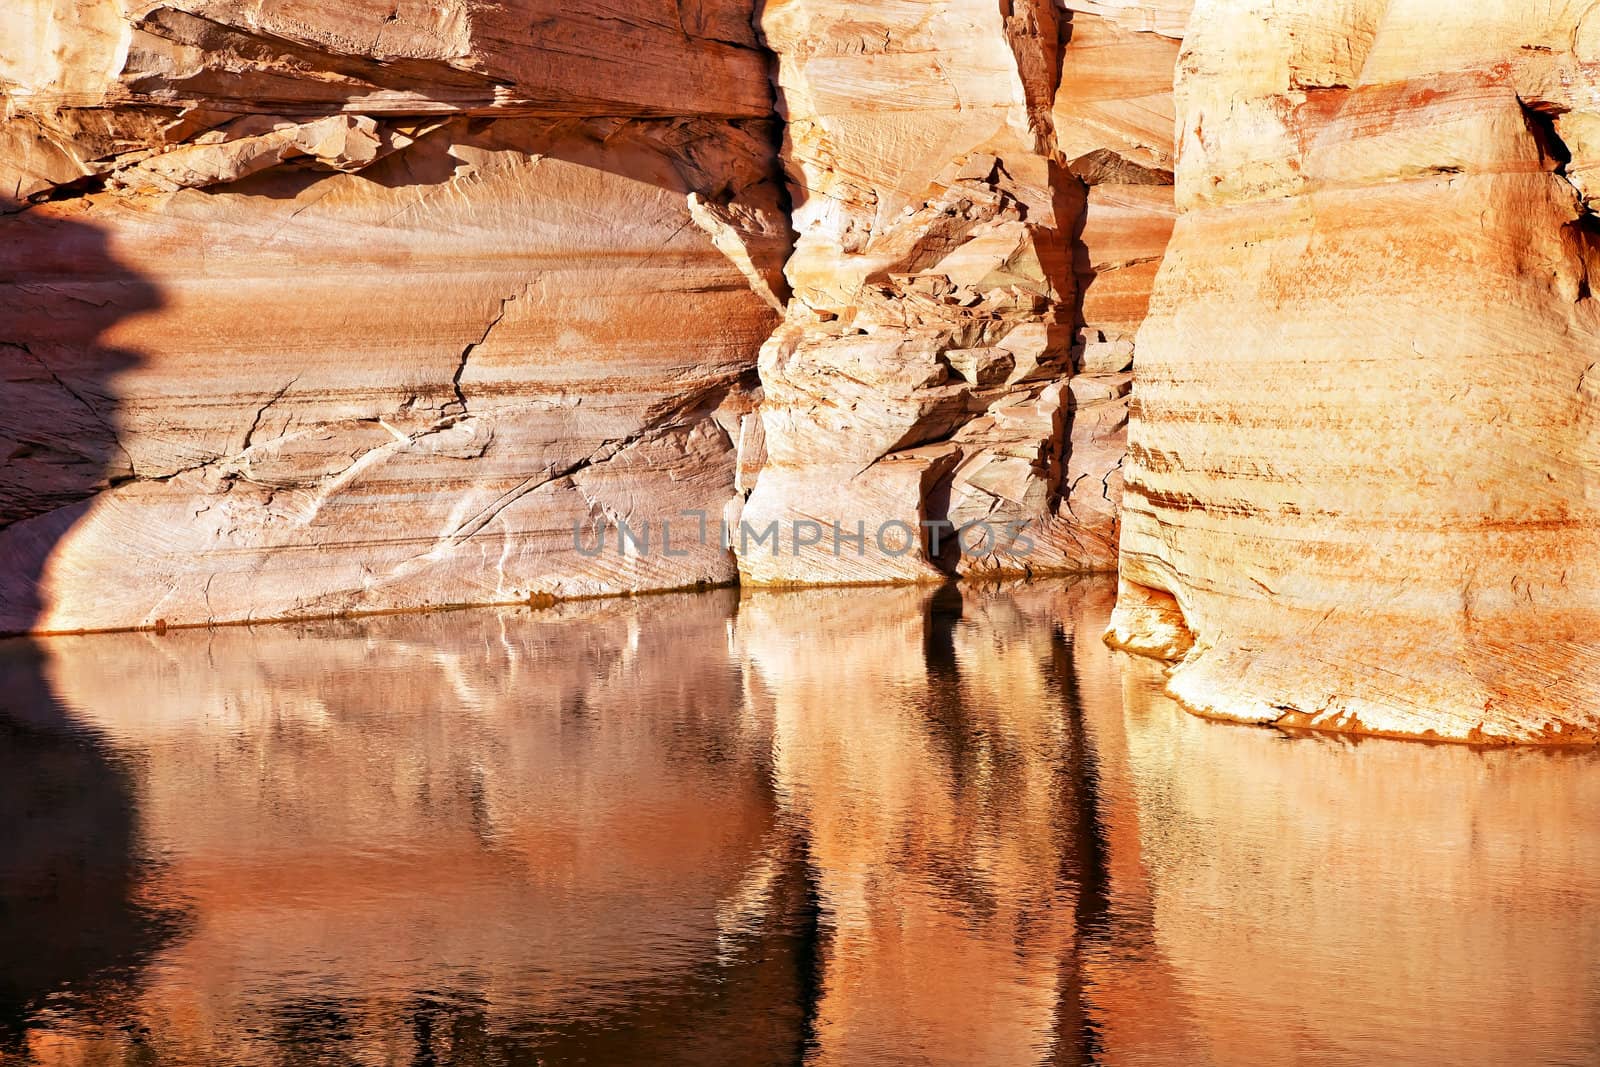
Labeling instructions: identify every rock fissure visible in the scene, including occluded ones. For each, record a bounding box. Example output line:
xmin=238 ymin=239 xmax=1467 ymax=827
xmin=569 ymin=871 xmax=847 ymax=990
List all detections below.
xmin=449 ymin=288 xmax=526 ymax=416
xmin=10 ymin=341 xmax=130 ymax=465
xmin=239 ymin=377 xmax=300 ymax=454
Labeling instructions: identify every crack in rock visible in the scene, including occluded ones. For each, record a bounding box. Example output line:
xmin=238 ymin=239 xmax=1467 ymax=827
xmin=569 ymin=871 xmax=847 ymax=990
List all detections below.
xmin=449 ymin=285 xmax=531 ymax=415
xmin=11 ymin=341 xmax=138 ymax=479
xmin=240 ymin=376 xmax=300 ymax=453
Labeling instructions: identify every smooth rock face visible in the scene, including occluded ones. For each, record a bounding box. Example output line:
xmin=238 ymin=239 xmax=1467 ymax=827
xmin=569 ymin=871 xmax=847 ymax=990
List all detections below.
xmin=1 ymin=2 xmax=788 ymax=633
xmin=1114 ymin=0 xmax=1600 ymax=742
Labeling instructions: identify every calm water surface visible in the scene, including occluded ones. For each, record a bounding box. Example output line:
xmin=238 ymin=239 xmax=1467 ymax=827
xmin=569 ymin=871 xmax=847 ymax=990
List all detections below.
xmin=1 ymin=578 xmax=1597 ymax=1065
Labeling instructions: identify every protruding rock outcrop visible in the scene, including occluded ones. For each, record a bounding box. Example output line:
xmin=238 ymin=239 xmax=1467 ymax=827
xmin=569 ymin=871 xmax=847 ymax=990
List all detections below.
xmin=1112 ymin=0 xmax=1600 ymax=742
xmin=736 ymin=0 xmax=1145 ymax=584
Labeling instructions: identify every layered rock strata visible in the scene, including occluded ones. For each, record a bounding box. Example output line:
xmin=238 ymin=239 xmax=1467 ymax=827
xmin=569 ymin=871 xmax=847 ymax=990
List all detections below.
xmin=1 ymin=2 xmax=790 ymax=633
xmin=3 ymin=0 xmax=1178 ymax=632
xmin=10 ymin=2 xmax=1595 ymax=746
xmin=1111 ymin=0 xmax=1600 ymax=742
xmin=734 ymin=0 xmax=1158 ymax=584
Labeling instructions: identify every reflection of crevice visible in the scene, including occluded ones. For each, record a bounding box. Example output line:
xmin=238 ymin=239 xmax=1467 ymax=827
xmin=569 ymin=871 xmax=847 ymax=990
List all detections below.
xmin=920 ymin=584 xmax=977 ymax=779
xmin=1054 ymin=625 xmax=1111 ymax=924
xmin=793 ymin=838 xmax=828 ymax=1066
xmin=1049 ymin=622 xmax=1111 ymax=1066
xmin=406 ymin=990 xmax=492 ymax=1065
xmin=261 ymin=996 xmax=359 ymax=1059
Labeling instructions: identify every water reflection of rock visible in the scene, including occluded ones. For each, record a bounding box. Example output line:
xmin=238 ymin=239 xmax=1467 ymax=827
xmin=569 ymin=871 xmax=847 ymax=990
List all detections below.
xmin=33 ymin=592 xmax=811 ymax=1064
xmin=0 ymin=641 xmax=176 ymax=1053
xmin=13 ymin=578 xmax=1600 ymax=1063
xmin=1104 ymin=652 xmax=1600 ymax=1066
xmin=735 ymin=583 xmax=1105 ymax=1066
xmin=0 ymin=215 xmax=176 ymax=1057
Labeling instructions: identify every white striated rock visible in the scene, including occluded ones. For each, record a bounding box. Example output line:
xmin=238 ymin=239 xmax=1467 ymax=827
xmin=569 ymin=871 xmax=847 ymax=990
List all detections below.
xmin=737 ymin=0 xmax=1135 ymax=583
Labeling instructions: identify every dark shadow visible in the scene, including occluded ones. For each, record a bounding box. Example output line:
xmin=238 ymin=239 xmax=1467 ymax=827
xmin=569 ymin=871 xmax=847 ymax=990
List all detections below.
xmin=0 ymin=213 xmax=176 ymax=1049
xmin=1061 ymin=162 xmax=1096 ymax=357
xmin=0 ymin=643 xmax=179 ymax=1047
xmin=1 ymin=213 xmax=161 ymax=632
xmin=1047 ymin=621 xmax=1113 ymax=1066
xmin=921 ymin=583 xmax=979 ymax=782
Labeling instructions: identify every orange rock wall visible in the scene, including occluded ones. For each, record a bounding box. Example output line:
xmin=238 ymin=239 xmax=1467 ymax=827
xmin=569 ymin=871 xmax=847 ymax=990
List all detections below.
xmin=1113 ymin=0 xmax=1600 ymax=742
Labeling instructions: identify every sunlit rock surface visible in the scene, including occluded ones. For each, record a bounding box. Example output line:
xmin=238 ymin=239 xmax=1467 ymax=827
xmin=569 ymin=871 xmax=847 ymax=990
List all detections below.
xmin=735 ymin=0 xmax=1143 ymax=583
xmin=7 ymin=1 xmax=1600 ymax=746
xmin=0 ymin=2 xmax=787 ymax=634
xmin=1114 ymin=0 xmax=1600 ymax=742
xmin=1 ymin=0 xmax=1176 ymax=631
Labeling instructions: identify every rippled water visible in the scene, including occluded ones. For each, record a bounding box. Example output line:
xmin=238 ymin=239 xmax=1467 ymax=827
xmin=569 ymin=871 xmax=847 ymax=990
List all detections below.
xmin=1 ymin=578 xmax=1597 ymax=1065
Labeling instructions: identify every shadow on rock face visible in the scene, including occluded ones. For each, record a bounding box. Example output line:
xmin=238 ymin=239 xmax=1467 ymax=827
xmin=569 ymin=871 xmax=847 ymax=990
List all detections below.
xmin=1 ymin=211 xmax=162 ymax=634
xmin=0 ymin=211 xmax=175 ymax=1048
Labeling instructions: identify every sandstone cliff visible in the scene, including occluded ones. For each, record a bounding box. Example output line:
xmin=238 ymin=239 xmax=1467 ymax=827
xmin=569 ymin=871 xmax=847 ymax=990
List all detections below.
xmin=1110 ymin=0 xmax=1600 ymax=743
xmin=6 ymin=2 xmax=1598 ymax=743
xmin=2 ymin=0 xmax=1166 ymax=634
xmin=1 ymin=1 xmax=790 ymax=633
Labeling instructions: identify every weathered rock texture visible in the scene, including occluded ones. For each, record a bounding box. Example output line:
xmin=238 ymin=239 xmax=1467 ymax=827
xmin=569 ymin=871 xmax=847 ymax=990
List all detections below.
xmin=1 ymin=1 xmax=791 ymax=633
xmin=9 ymin=1 xmax=1597 ymax=745
xmin=1 ymin=0 xmax=1171 ymax=634
xmin=1111 ymin=0 xmax=1600 ymax=742
xmin=737 ymin=0 xmax=1154 ymax=583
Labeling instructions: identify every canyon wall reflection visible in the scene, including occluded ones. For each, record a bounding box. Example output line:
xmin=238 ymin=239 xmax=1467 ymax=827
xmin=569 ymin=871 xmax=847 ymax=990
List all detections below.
xmin=2 ymin=578 xmax=1597 ymax=1064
